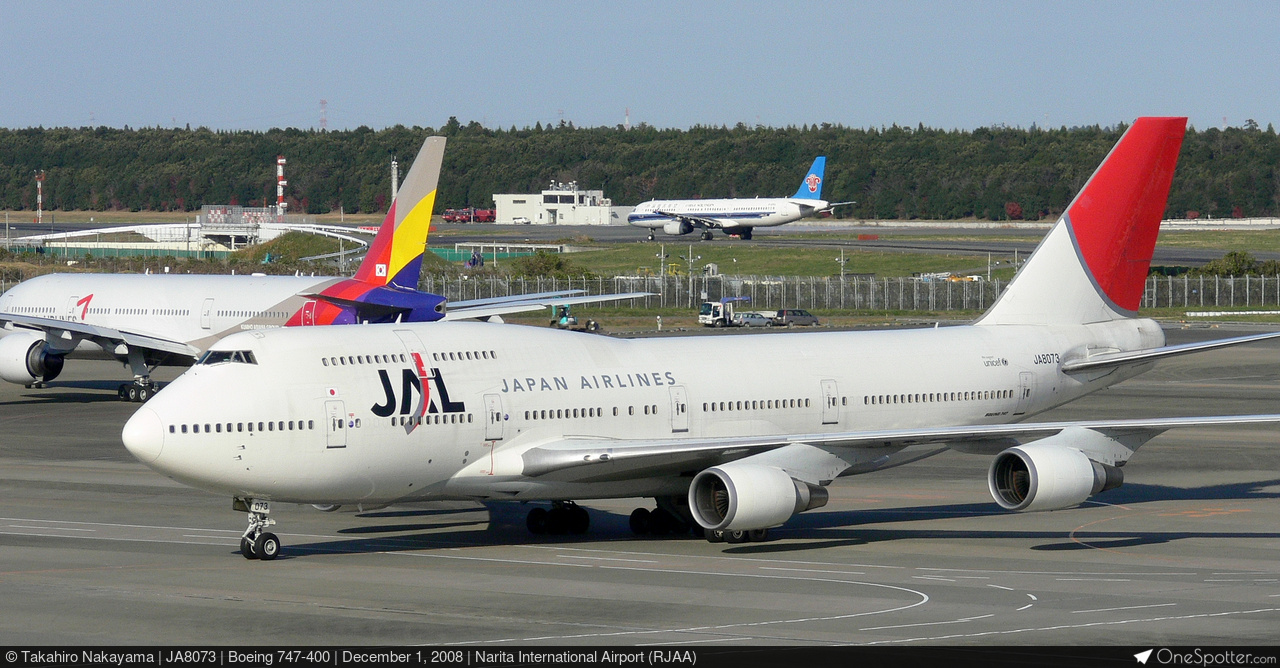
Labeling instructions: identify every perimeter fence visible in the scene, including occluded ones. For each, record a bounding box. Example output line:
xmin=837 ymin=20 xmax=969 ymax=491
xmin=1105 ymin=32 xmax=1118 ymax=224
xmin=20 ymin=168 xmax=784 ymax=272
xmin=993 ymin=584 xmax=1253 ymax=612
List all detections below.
xmin=421 ymin=274 xmax=1280 ymax=312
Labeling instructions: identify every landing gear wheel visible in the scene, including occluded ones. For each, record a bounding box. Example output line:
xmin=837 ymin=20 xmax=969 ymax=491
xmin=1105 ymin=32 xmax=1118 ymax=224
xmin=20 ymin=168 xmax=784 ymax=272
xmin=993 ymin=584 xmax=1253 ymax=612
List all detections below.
xmin=704 ymin=528 xmax=725 ymax=543
xmin=568 ymin=505 xmax=590 ymax=534
xmin=118 ymin=384 xmax=130 ymax=401
xmin=137 ymin=386 xmax=150 ymax=402
xmin=127 ymin=385 xmax=140 ymax=402
xmin=546 ymin=507 xmax=569 ymax=534
xmin=647 ymin=233 xmax=655 ymax=241
xmin=740 ymin=229 xmax=753 ymax=240
xmin=254 ymin=532 xmax=280 ymax=560
xmin=748 ymin=528 xmax=769 ymax=542
xmin=701 ymin=230 xmax=713 ymax=241
xmin=724 ymin=529 xmax=749 ymax=544
xmin=629 ymin=508 xmax=651 ymax=535
xmin=240 ymin=536 xmax=258 ymax=559
xmin=526 ymin=507 xmax=548 ymax=534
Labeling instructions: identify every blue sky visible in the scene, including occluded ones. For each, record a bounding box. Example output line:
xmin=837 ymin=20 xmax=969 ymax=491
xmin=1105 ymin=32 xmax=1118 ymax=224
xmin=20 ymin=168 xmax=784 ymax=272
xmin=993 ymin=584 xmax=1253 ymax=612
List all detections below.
xmin=2 ymin=1 xmax=1278 ymax=132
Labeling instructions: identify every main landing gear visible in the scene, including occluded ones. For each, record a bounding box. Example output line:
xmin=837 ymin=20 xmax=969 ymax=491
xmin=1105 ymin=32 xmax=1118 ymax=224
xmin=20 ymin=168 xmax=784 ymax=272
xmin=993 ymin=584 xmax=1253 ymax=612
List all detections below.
xmin=702 ymin=528 xmax=769 ymax=544
xmin=117 ymin=380 xmax=162 ymax=403
xmin=117 ymin=347 xmax=161 ymax=402
xmin=525 ymin=501 xmax=590 ymax=535
xmin=236 ymin=498 xmax=281 ymax=561
xmin=700 ymin=230 xmax=714 ymax=241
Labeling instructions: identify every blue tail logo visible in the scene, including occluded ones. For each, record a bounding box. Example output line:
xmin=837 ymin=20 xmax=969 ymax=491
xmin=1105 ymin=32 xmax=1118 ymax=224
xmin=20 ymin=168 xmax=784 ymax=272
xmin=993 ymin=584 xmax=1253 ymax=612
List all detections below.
xmin=793 ymin=157 xmax=826 ymax=200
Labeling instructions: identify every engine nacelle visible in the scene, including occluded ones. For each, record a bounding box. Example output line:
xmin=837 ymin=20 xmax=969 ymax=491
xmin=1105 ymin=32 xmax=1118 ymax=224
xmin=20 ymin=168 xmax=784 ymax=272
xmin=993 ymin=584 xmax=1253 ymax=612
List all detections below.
xmin=688 ymin=461 xmax=829 ymax=531
xmin=663 ymin=219 xmax=692 ymax=236
xmin=988 ymin=441 xmax=1123 ymax=512
xmin=0 ymin=330 xmax=65 ymax=385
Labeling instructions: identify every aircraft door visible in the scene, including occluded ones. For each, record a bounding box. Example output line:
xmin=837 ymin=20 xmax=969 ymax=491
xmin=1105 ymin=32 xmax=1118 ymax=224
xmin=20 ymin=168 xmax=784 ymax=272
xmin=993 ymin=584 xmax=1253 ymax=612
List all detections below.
xmin=1014 ymin=371 xmax=1036 ymax=415
xmin=200 ymin=298 xmax=214 ymax=330
xmin=301 ymin=300 xmax=317 ymax=326
xmin=669 ymin=386 xmax=689 ymax=433
xmin=821 ymin=379 xmax=839 ymax=425
xmin=325 ymin=400 xmax=347 ymax=448
xmin=65 ymin=296 xmax=81 ymax=321
xmin=484 ymin=394 xmax=504 ymax=440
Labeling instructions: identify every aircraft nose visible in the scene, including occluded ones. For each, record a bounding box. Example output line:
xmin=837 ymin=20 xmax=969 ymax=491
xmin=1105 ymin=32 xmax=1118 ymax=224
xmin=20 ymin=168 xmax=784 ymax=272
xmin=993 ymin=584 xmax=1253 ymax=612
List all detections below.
xmin=122 ymin=407 xmax=165 ymax=464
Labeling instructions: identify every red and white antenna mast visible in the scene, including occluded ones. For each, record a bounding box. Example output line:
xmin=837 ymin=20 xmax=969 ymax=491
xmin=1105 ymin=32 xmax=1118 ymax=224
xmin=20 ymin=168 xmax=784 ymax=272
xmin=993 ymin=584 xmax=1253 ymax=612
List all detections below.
xmin=320 ymin=99 xmax=328 ymax=130
xmin=34 ymin=170 xmax=45 ymax=226
xmin=276 ymin=156 xmax=287 ymax=221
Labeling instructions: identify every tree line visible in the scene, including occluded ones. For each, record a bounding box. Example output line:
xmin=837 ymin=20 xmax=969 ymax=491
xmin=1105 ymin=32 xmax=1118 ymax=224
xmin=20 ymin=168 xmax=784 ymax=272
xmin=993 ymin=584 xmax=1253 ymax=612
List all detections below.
xmin=3 ymin=119 xmax=1279 ymax=220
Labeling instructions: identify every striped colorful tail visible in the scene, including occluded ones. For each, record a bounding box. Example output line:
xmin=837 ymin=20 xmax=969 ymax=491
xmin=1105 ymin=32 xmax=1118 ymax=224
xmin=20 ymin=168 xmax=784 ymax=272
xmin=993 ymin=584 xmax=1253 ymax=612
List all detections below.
xmin=352 ymin=136 xmax=446 ymax=290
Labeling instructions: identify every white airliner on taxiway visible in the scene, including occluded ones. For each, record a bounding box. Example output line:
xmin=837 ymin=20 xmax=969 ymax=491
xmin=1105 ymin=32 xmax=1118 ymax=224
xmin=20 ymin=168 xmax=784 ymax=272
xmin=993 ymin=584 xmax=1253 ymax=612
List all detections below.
xmin=0 ymin=137 xmax=645 ymax=401
xmin=124 ymin=117 xmax=1280 ymax=561
xmin=627 ymin=157 xmax=851 ymax=240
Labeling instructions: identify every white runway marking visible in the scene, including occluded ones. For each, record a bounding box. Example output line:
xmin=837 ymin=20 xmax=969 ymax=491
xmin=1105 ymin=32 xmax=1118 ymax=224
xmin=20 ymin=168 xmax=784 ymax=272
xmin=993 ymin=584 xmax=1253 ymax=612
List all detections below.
xmin=987 ymin=584 xmax=1015 ymax=591
xmin=1070 ymin=603 xmax=1177 ymax=615
xmin=856 ymin=607 xmax=1280 ymax=645
xmin=555 ymin=554 xmax=660 ymax=564
xmin=758 ymin=566 xmax=865 ymax=575
xmin=1016 ymin=604 xmax=1033 ymax=611
xmin=402 ymin=553 xmax=930 ymax=644
xmin=860 ymin=614 xmax=993 ymax=632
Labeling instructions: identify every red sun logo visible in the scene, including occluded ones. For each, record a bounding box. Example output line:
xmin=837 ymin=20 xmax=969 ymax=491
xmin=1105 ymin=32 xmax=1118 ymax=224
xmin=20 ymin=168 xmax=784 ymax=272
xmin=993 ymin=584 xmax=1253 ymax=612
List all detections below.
xmin=805 ymin=174 xmax=821 ymax=193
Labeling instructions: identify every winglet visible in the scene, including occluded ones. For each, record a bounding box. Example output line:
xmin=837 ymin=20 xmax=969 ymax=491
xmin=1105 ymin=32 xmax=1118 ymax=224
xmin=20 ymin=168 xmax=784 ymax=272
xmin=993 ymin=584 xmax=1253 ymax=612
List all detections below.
xmin=352 ymin=137 xmax=446 ymax=289
xmin=792 ymin=157 xmax=826 ymax=200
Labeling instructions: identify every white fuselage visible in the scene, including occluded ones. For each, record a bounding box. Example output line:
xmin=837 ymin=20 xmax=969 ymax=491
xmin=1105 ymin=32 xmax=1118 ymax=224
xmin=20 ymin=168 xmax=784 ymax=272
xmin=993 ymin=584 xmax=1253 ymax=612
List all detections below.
xmin=125 ymin=318 xmax=1164 ymax=505
xmin=627 ymin=198 xmax=827 ymax=231
xmin=0 ymin=273 xmax=341 ymax=357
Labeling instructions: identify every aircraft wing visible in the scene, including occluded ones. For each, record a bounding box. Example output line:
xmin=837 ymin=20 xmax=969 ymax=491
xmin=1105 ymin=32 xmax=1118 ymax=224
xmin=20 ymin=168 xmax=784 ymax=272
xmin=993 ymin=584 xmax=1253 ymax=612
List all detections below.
xmin=441 ymin=292 xmax=654 ymax=322
xmin=0 ymin=313 xmax=200 ymax=358
xmin=517 ymin=414 xmax=1280 ymax=483
xmin=654 ymin=210 xmax=728 ymax=229
xmin=1061 ymin=331 xmax=1280 ymax=373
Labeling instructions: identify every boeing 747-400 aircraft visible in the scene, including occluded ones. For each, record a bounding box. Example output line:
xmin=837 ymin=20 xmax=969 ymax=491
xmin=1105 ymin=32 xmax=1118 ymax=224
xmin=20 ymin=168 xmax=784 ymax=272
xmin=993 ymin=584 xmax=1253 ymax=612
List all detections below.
xmin=0 ymin=137 xmax=646 ymax=400
xmin=123 ymin=118 xmax=1280 ymax=560
xmin=627 ymin=157 xmax=852 ymax=240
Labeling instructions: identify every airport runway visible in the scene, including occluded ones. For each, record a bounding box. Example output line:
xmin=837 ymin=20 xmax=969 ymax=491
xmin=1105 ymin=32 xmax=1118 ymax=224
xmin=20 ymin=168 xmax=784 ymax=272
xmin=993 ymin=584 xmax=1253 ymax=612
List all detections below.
xmin=1 ymin=326 xmax=1279 ymax=645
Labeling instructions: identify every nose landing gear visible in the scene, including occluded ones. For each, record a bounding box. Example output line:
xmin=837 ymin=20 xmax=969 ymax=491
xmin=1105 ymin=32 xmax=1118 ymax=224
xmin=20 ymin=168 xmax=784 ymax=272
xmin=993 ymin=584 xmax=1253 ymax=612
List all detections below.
xmin=235 ymin=497 xmax=280 ymax=560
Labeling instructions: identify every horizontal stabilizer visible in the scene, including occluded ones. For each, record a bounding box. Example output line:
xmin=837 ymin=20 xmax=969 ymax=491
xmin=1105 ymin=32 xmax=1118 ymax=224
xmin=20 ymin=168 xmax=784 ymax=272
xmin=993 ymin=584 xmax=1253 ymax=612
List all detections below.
xmin=1061 ymin=330 xmax=1280 ymax=372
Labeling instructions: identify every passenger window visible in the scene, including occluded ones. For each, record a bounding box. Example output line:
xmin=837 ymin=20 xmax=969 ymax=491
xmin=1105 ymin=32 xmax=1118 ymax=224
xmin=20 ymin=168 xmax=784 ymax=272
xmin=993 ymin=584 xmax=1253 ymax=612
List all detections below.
xmin=308 ymin=420 xmax=314 ymax=430
xmin=613 ymin=407 xmax=619 ymax=416
xmin=629 ymin=406 xmax=634 ymax=416
xmin=216 ymin=424 xmax=222 ymax=433
xmin=322 ymin=359 xmax=329 ymax=367
xmin=257 ymin=422 xmax=264 ymax=431
xmin=169 ymin=425 xmax=175 ymax=433
xmin=181 ymin=425 xmax=188 ymax=433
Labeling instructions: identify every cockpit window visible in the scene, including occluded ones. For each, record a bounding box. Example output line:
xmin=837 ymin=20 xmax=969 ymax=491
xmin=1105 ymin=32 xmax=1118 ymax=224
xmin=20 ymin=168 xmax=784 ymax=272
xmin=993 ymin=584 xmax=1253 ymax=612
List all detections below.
xmin=198 ymin=350 xmax=258 ymax=365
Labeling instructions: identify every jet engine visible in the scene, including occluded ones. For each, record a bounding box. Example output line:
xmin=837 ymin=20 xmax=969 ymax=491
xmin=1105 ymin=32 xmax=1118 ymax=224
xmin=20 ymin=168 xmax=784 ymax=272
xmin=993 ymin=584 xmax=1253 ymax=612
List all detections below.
xmin=988 ymin=440 xmax=1123 ymax=512
xmin=663 ymin=219 xmax=692 ymax=236
xmin=0 ymin=330 xmax=65 ymax=385
xmin=688 ymin=461 xmax=828 ymax=531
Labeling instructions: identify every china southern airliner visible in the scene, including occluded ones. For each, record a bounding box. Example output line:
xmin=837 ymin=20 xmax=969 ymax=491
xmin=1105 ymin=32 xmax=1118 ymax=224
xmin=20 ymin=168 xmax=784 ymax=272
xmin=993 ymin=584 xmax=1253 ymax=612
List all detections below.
xmin=123 ymin=118 xmax=1280 ymax=561
xmin=627 ymin=157 xmax=851 ymax=240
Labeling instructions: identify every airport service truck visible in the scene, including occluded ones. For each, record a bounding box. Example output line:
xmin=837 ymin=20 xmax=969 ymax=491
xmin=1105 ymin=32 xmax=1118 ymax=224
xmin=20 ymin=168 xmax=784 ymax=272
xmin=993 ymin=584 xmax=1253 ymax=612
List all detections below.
xmin=698 ymin=297 xmax=751 ymax=327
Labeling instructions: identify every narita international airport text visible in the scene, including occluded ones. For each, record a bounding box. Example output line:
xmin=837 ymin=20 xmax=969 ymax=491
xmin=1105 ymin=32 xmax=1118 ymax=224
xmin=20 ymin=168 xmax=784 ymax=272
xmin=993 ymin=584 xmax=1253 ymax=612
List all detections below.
xmin=9 ymin=649 xmax=697 ymax=667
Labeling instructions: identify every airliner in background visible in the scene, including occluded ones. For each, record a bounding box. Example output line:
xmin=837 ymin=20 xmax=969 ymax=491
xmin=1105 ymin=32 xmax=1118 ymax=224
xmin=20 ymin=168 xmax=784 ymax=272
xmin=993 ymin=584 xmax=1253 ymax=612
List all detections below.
xmin=627 ymin=156 xmax=853 ymax=240
xmin=0 ymin=137 xmax=646 ymax=401
xmin=123 ymin=118 xmax=1280 ymax=560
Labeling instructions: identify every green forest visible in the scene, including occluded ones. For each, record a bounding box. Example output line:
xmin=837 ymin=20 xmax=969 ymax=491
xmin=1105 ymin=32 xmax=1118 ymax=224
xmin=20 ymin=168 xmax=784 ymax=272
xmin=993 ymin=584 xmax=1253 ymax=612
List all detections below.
xmin=2 ymin=118 xmax=1279 ymax=220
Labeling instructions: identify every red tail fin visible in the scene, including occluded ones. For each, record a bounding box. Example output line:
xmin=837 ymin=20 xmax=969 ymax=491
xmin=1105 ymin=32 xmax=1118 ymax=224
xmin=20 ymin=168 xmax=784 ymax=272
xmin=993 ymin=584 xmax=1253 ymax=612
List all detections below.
xmin=1067 ymin=117 xmax=1186 ymax=312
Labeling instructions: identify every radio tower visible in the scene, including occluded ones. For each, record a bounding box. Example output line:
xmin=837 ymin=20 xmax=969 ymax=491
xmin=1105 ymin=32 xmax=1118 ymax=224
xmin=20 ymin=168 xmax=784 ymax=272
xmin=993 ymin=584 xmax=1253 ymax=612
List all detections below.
xmin=624 ymin=107 xmax=631 ymax=131
xmin=390 ymin=157 xmax=399 ymax=202
xmin=34 ymin=171 xmax=45 ymax=226
xmin=276 ymin=156 xmax=287 ymax=222
xmin=320 ymin=99 xmax=328 ymax=130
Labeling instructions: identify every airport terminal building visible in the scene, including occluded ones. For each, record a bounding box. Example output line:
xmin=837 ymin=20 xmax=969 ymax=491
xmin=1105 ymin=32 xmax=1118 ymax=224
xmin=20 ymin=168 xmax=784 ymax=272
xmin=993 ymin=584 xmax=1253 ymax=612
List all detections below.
xmin=493 ymin=181 xmax=632 ymax=225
